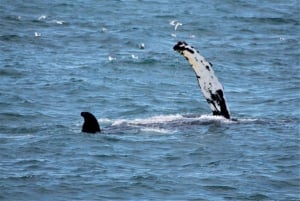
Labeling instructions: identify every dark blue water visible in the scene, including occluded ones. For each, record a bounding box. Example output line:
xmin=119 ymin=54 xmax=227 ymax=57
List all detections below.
xmin=1 ymin=1 xmax=299 ymax=200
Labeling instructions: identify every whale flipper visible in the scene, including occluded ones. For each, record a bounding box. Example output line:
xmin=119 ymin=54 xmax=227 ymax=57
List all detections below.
xmin=81 ymin=112 xmax=101 ymax=133
xmin=173 ymin=41 xmax=231 ymax=119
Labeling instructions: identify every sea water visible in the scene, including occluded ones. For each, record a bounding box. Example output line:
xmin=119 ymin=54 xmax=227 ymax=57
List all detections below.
xmin=0 ymin=1 xmax=299 ymax=200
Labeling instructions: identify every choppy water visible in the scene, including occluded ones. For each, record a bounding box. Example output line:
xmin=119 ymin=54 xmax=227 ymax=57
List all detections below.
xmin=1 ymin=0 xmax=299 ymax=200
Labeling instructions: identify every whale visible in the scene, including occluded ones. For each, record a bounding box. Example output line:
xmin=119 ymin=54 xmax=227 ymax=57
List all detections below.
xmin=81 ymin=112 xmax=101 ymax=133
xmin=80 ymin=112 xmax=233 ymax=134
xmin=173 ymin=41 xmax=231 ymax=119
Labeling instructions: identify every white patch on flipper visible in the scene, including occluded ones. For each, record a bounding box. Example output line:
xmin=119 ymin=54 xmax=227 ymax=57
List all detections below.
xmin=173 ymin=41 xmax=231 ymax=119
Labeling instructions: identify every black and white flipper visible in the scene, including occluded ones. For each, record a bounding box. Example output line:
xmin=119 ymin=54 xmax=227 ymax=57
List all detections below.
xmin=173 ymin=41 xmax=231 ymax=119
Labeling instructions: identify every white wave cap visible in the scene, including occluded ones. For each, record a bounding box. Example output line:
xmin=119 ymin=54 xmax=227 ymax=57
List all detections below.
xmin=140 ymin=127 xmax=172 ymax=134
xmin=112 ymin=114 xmax=184 ymax=126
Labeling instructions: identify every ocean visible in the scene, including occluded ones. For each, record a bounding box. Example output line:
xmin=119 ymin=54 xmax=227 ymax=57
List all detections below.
xmin=0 ymin=0 xmax=299 ymax=200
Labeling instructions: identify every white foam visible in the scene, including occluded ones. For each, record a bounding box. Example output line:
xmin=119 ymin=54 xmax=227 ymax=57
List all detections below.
xmin=100 ymin=114 xmax=249 ymax=127
xmin=140 ymin=127 xmax=172 ymax=134
xmin=237 ymin=118 xmax=259 ymax=123
xmin=197 ymin=114 xmax=226 ymax=121
xmin=112 ymin=114 xmax=184 ymax=126
xmin=98 ymin=118 xmax=114 ymax=124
